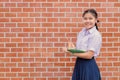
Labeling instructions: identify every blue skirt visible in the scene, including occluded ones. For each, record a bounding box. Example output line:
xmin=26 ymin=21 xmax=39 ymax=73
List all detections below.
xmin=72 ymin=57 xmax=101 ymax=80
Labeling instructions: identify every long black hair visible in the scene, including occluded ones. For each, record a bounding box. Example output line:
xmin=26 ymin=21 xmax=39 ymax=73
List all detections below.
xmin=82 ymin=9 xmax=99 ymax=31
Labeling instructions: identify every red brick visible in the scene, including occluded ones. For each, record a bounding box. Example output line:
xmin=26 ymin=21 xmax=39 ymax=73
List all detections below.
xmin=108 ymin=8 xmax=119 ymax=12
xmin=23 ymin=68 xmax=34 ymax=72
xmin=0 ymin=68 xmax=10 ymax=72
xmin=60 ymin=78 xmax=70 ymax=80
xmin=11 ymin=78 xmax=22 ymax=80
xmin=0 ymin=73 xmax=4 ymax=77
xmin=60 ymin=8 xmax=70 ymax=12
xmin=30 ymin=23 xmax=41 ymax=27
xmin=48 ymin=78 xmax=58 ymax=80
xmin=0 ymin=0 xmax=9 ymax=2
xmin=42 ymin=73 xmax=53 ymax=77
xmin=90 ymin=3 xmax=101 ymax=7
xmin=0 ymin=78 xmax=10 ymax=80
xmin=0 ymin=48 xmax=10 ymax=52
xmin=11 ymin=0 xmax=22 ymax=2
xmin=11 ymin=48 xmax=22 ymax=52
xmin=114 ymin=33 xmax=120 ymax=37
xmin=30 ymin=13 xmax=40 ymax=17
xmin=108 ymin=0 xmax=118 ymax=2
xmin=30 ymin=3 xmax=41 ymax=7
xmin=84 ymin=0 xmax=95 ymax=2
xmin=78 ymin=3 xmax=89 ymax=7
xmin=35 ymin=8 xmax=46 ymax=12
xmin=23 ymin=0 xmax=34 ymax=2
xmin=47 ymin=8 xmax=58 ymax=12
xmin=30 ymin=63 xmax=41 ymax=67
xmin=114 ymin=3 xmax=120 ymax=7
xmin=42 ymin=23 xmax=53 ymax=27
xmin=35 ymin=28 xmax=47 ymax=32
xmin=108 ymin=77 xmax=118 ymax=80
xmin=66 ymin=23 xmax=77 ymax=27
xmin=101 ymin=3 xmax=113 ymax=7
xmin=0 ymin=8 xmax=9 ymax=12
xmin=48 ymin=68 xmax=58 ymax=72
xmin=66 ymin=3 xmax=77 ymax=7
xmin=0 ymin=18 xmax=9 ymax=22
xmin=96 ymin=0 xmax=107 ymax=2
xmin=108 ymin=68 xmax=119 ymax=71
xmin=36 ymin=68 xmax=46 ymax=72
xmin=18 ymin=73 xmax=29 ymax=77
xmin=59 ymin=0 xmax=71 ymax=2
xmin=102 ymin=13 xmax=112 ymax=17
xmin=17 ymin=3 xmax=28 ymax=7
xmin=114 ymin=23 xmax=120 ymax=27
xmin=54 ymin=3 xmax=65 ymax=7
xmin=18 ymin=13 xmax=28 ymax=17
xmin=5 ymin=63 xmax=16 ymax=67
xmin=54 ymin=72 xmax=65 ymax=76
xmin=41 ymin=53 xmax=53 ymax=57
xmin=10 ymin=8 xmax=22 ymax=12
xmin=36 ymin=78 xmax=46 ymax=80
xmin=5 ymin=3 xmax=16 ymax=7
xmin=18 ymin=63 xmax=29 ymax=67
xmin=11 ymin=58 xmax=22 ymax=62
xmin=54 ymin=33 xmax=65 ymax=37
xmin=42 ymin=3 xmax=53 ymax=7
xmin=30 ymin=73 xmax=41 ymax=77
xmin=5 ymin=13 xmax=16 ymax=17
xmin=102 ymin=72 xmax=112 ymax=76
xmin=23 ymin=18 xmax=34 ymax=22
xmin=6 ymin=73 xmax=16 ymax=77
xmin=113 ymin=62 xmax=120 ymax=66
xmin=35 ymin=0 xmax=46 ymax=2
xmin=108 ymin=18 xmax=119 ymax=22
xmin=6 ymin=53 xmax=16 ymax=57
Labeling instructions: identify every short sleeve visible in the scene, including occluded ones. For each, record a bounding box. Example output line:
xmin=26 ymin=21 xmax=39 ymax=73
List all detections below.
xmin=88 ymin=35 xmax=102 ymax=56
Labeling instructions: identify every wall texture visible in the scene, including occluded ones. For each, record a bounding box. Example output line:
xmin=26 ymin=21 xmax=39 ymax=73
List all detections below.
xmin=0 ymin=0 xmax=120 ymax=80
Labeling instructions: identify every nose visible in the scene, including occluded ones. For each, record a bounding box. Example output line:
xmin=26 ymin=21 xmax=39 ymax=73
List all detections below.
xmin=86 ymin=19 xmax=90 ymax=22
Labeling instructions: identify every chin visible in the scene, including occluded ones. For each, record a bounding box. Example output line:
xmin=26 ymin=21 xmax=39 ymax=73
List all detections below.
xmin=85 ymin=25 xmax=93 ymax=29
xmin=86 ymin=27 xmax=92 ymax=29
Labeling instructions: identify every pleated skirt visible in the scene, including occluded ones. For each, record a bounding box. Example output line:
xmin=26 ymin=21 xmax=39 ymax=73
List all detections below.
xmin=72 ymin=57 xmax=101 ymax=80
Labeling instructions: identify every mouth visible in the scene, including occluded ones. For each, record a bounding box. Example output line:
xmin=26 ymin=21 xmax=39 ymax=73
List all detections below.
xmin=85 ymin=23 xmax=91 ymax=26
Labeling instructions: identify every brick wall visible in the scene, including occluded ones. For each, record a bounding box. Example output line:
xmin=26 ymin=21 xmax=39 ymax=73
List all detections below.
xmin=0 ymin=0 xmax=120 ymax=80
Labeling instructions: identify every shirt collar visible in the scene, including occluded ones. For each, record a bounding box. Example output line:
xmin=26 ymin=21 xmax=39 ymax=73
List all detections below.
xmin=83 ymin=26 xmax=96 ymax=34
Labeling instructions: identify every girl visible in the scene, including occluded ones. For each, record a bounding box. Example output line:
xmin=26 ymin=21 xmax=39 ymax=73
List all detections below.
xmin=63 ymin=9 xmax=102 ymax=80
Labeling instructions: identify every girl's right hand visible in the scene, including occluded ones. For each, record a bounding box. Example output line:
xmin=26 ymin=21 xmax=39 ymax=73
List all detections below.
xmin=68 ymin=42 xmax=75 ymax=49
xmin=62 ymin=47 xmax=68 ymax=52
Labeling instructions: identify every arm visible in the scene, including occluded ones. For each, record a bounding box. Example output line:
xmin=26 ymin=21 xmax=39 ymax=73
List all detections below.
xmin=73 ymin=50 xmax=94 ymax=59
xmin=73 ymin=34 xmax=102 ymax=59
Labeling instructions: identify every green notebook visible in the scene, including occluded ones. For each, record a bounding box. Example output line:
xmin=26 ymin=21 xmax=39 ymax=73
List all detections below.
xmin=67 ymin=49 xmax=85 ymax=54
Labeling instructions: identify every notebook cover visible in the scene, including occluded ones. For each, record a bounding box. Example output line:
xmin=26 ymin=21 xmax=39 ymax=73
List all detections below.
xmin=67 ymin=49 xmax=85 ymax=54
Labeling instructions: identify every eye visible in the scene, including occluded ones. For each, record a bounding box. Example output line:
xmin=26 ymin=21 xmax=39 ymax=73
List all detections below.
xmin=89 ymin=17 xmax=93 ymax=20
xmin=83 ymin=17 xmax=87 ymax=20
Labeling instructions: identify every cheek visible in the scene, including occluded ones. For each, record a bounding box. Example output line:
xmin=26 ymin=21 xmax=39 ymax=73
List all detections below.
xmin=91 ymin=20 xmax=96 ymax=24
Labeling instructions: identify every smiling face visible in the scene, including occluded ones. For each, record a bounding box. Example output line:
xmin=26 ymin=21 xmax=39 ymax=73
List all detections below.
xmin=83 ymin=13 xmax=97 ymax=30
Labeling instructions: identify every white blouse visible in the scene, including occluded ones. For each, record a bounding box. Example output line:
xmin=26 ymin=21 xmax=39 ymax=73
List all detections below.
xmin=76 ymin=26 xmax=102 ymax=57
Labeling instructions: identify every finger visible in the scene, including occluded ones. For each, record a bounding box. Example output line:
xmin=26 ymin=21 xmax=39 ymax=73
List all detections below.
xmin=62 ymin=47 xmax=67 ymax=52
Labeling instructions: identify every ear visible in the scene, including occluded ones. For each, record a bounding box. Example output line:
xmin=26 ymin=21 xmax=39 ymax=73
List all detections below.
xmin=95 ymin=19 xmax=97 ymax=23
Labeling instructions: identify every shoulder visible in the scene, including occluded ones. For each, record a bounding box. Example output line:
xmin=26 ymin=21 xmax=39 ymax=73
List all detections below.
xmin=79 ymin=28 xmax=86 ymax=34
xmin=94 ymin=30 xmax=102 ymax=38
xmin=90 ymin=30 xmax=102 ymax=40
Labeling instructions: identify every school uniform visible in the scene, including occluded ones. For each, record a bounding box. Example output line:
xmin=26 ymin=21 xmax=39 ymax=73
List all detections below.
xmin=72 ymin=26 xmax=102 ymax=80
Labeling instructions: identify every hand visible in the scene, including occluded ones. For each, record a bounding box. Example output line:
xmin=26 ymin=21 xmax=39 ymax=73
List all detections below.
xmin=68 ymin=42 xmax=75 ymax=49
xmin=62 ymin=47 xmax=73 ymax=55
xmin=62 ymin=47 xmax=69 ymax=52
